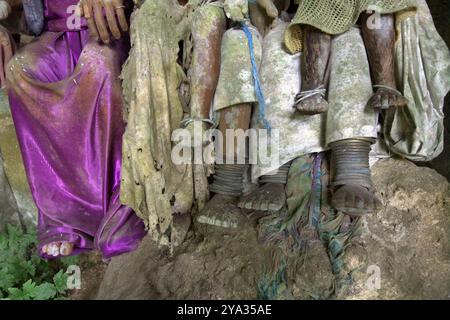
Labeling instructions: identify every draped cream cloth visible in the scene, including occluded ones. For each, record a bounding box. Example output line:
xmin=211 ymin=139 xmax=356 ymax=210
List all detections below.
xmin=283 ymin=0 xmax=449 ymax=161
xmin=384 ymin=0 xmax=450 ymax=161
xmin=213 ymin=25 xmax=262 ymax=112
xmin=251 ymin=21 xmax=326 ymax=181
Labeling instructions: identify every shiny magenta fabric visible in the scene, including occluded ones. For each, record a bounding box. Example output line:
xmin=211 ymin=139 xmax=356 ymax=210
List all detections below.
xmin=7 ymin=0 xmax=146 ymax=259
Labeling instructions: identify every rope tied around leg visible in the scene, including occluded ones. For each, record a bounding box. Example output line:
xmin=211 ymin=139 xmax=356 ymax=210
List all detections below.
xmin=294 ymin=85 xmax=327 ymax=106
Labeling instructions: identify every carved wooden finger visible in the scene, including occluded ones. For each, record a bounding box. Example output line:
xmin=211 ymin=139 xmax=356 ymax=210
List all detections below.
xmin=112 ymin=0 xmax=128 ymax=32
xmin=92 ymin=0 xmax=110 ymax=43
xmin=22 ymin=0 xmax=44 ymax=36
xmin=104 ymin=0 xmax=121 ymax=40
xmin=82 ymin=0 xmax=100 ymax=41
xmin=77 ymin=2 xmax=84 ymax=17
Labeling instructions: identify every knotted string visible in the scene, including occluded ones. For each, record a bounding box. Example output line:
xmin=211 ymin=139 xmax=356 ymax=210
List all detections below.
xmin=294 ymin=85 xmax=327 ymax=106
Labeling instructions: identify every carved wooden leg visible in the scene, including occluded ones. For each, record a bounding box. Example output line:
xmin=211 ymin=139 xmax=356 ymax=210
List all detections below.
xmin=188 ymin=4 xmax=225 ymax=143
xmin=217 ymin=104 xmax=252 ymax=161
xmin=184 ymin=3 xmax=225 ymax=228
xmin=294 ymin=25 xmax=331 ymax=115
xmin=196 ymin=104 xmax=252 ymax=230
xmin=238 ymin=162 xmax=290 ymax=212
xmin=330 ymin=138 xmax=381 ymax=216
xmin=362 ymin=12 xmax=407 ymax=110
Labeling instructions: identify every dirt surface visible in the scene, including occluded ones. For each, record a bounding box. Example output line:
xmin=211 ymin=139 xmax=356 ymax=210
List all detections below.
xmin=69 ymin=252 xmax=108 ymax=300
xmin=338 ymin=159 xmax=450 ymax=299
xmin=94 ymin=159 xmax=450 ymax=300
xmin=95 ymin=215 xmax=270 ymax=300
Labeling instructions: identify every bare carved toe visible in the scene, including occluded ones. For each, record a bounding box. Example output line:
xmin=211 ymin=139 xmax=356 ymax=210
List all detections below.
xmin=47 ymin=242 xmax=62 ymax=257
xmin=238 ymin=183 xmax=286 ymax=212
xmin=42 ymin=241 xmax=73 ymax=257
xmin=196 ymin=194 xmax=244 ymax=229
xmin=294 ymin=95 xmax=329 ymax=115
xmin=369 ymin=88 xmax=407 ymax=110
xmin=332 ymin=185 xmax=381 ymax=216
xmin=59 ymin=242 xmax=74 ymax=256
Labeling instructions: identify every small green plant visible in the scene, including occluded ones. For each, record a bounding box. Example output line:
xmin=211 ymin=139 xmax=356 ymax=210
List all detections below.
xmin=0 ymin=224 xmax=78 ymax=300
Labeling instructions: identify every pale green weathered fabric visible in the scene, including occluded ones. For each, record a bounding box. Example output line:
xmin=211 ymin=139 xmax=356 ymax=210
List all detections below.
xmin=251 ymin=21 xmax=326 ymax=181
xmin=213 ymin=25 xmax=262 ymax=111
xmin=251 ymin=24 xmax=377 ymax=177
xmin=121 ymin=0 xmax=199 ymax=244
xmin=326 ymin=27 xmax=378 ymax=145
xmin=384 ymin=0 xmax=450 ymax=161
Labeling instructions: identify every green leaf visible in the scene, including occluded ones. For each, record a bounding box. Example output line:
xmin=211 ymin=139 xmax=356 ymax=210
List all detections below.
xmin=33 ymin=282 xmax=57 ymax=300
xmin=21 ymin=279 xmax=37 ymax=299
xmin=7 ymin=287 xmax=26 ymax=300
xmin=0 ymin=225 xmax=71 ymax=300
xmin=53 ymin=270 xmax=68 ymax=294
xmin=0 ymin=268 xmax=15 ymax=290
xmin=0 ymin=233 xmax=7 ymax=251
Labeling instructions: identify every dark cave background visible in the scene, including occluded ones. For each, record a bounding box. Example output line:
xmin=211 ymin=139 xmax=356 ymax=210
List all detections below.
xmin=426 ymin=0 xmax=450 ymax=180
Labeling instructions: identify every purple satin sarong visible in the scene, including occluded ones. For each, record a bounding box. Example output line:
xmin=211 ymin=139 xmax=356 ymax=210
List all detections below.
xmin=7 ymin=0 xmax=146 ymax=259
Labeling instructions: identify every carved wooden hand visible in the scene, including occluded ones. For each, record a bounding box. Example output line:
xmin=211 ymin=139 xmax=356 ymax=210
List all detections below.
xmin=79 ymin=0 xmax=129 ymax=44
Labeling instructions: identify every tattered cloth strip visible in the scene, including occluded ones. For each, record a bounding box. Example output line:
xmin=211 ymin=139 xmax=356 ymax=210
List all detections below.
xmin=259 ymin=154 xmax=327 ymax=255
xmin=319 ymin=212 xmax=363 ymax=291
xmin=258 ymin=153 xmax=363 ymax=299
xmin=121 ymin=0 xmax=214 ymax=245
xmin=258 ymin=259 xmax=288 ymax=300
xmin=285 ymin=0 xmax=417 ymax=54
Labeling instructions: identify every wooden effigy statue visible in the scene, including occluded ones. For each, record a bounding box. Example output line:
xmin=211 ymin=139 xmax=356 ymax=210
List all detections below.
xmin=196 ymin=0 xmax=450 ymax=228
xmin=0 ymin=0 xmax=147 ymax=259
xmin=0 ymin=0 xmax=448 ymax=258
xmin=118 ymin=0 xmax=449 ymax=244
xmin=286 ymin=0 xmax=414 ymax=216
